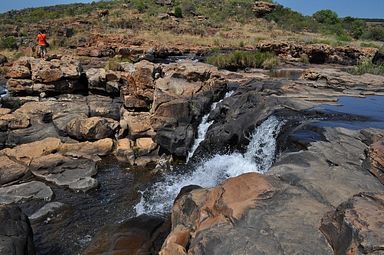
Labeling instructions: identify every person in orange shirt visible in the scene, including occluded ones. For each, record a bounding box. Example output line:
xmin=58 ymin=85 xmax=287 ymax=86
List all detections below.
xmin=36 ymin=30 xmax=48 ymax=58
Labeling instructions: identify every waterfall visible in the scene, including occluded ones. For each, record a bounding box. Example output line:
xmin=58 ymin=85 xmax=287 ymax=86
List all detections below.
xmin=135 ymin=115 xmax=284 ymax=216
xmin=186 ymin=91 xmax=234 ymax=162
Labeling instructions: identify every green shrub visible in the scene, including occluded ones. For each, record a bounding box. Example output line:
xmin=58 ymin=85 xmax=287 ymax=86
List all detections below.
xmin=206 ymin=50 xmax=278 ymax=70
xmin=174 ymin=7 xmax=183 ymax=18
xmin=362 ymin=26 xmax=384 ymax=42
xmin=349 ymin=59 xmax=384 ymax=76
xmin=0 ymin=36 xmax=17 ymax=50
xmin=313 ymin=9 xmax=339 ymax=25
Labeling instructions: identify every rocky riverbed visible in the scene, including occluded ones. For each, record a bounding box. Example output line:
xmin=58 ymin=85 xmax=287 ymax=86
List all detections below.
xmin=1 ymin=49 xmax=384 ymax=255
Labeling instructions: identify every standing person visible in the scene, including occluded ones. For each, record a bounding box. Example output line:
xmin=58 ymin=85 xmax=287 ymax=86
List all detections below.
xmin=36 ymin=30 xmax=48 ymax=58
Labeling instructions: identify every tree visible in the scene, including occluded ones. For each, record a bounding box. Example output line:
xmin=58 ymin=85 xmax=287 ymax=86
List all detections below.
xmin=313 ymin=9 xmax=339 ymax=25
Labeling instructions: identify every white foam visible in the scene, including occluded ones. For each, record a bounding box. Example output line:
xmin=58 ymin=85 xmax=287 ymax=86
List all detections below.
xmin=135 ymin=115 xmax=283 ymax=216
xmin=186 ymin=91 xmax=235 ymax=162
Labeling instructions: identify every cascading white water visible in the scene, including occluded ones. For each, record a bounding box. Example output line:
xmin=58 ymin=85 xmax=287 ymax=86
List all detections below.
xmin=186 ymin=91 xmax=234 ymax=162
xmin=135 ymin=115 xmax=284 ymax=216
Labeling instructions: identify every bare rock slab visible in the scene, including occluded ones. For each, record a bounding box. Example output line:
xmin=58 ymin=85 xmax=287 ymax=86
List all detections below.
xmin=321 ymin=193 xmax=384 ymax=255
xmin=0 ymin=181 xmax=53 ymax=205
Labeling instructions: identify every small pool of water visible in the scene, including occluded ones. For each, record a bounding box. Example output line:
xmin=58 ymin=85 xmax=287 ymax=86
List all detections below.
xmin=313 ymin=96 xmax=384 ymax=129
xmin=19 ymin=158 xmax=155 ymax=255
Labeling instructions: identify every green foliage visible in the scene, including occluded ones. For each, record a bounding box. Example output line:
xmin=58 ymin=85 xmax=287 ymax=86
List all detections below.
xmin=342 ymin=17 xmax=366 ymax=39
xmin=265 ymin=6 xmax=319 ymax=32
xmin=206 ymin=50 xmax=278 ymax=70
xmin=313 ymin=9 xmax=339 ymax=25
xmin=174 ymin=6 xmax=183 ymax=18
xmin=0 ymin=36 xmax=17 ymax=50
xmin=362 ymin=26 xmax=384 ymax=42
xmin=349 ymin=59 xmax=384 ymax=76
xmin=360 ymin=42 xmax=381 ymax=48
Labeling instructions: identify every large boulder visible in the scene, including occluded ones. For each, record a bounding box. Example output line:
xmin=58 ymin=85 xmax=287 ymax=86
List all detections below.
xmin=0 ymin=155 xmax=28 ymax=185
xmin=161 ymin=127 xmax=384 ymax=254
xmin=120 ymin=60 xmax=162 ymax=110
xmin=0 ymin=137 xmax=113 ymax=191
xmin=151 ymin=61 xmax=227 ymax=157
xmin=83 ymin=215 xmax=170 ymax=255
xmin=320 ymin=193 xmax=384 ymax=255
xmin=0 ymin=181 xmax=53 ymax=205
xmin=65 ymin=116 xmax=119 ymax=141
xmin=30 ymin=154 xmax=98 ymax=192
xmin=0 ymin=205 xmax=35 ymax=255
xmin=120 ymin=110 xmax=154 ymax=138
xmin=6 ymin=57 xmax=86 ymax=96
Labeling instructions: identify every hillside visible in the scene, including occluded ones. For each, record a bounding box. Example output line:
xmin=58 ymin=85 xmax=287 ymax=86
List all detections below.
xmin=0 ymin=0 xmax=383 ymax=62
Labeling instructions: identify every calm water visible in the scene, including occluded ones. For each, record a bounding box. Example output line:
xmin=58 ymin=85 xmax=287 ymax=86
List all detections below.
xmin=314 ymin=96 xmax=384 ymax=129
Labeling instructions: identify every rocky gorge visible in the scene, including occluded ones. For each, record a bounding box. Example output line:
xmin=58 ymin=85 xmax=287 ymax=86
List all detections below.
xmin=1 ymin=41 xmax=384 ymax=255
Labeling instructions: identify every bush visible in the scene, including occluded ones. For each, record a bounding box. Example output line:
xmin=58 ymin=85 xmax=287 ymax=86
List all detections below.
xmin=349 ymin=59 xmax=384 ymax=76
xmin=313 ymin=9 xmax=339 ymax=25
xmin=362 ymin=26 xmax=384 ymax=42
xmin=174 ymin=7 xmax=183 ymax=18
xmin=206 ymin=50 xmax=278 ymax=70
xmin=0 ymin=36 xmax=17 ymax=50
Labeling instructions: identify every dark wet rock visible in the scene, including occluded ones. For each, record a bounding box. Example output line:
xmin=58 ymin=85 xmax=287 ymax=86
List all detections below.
xmin=30 ymin=154 xmax=98 ymax=192
xmin=29 ymin=202 xmax=69 ymax=222
xmin=151 ymin=61 xmax=227 ymax=157
xmin=0 ymin=181 xmax=53 ymax=205
xmin=0 ymin=204 xmax=35 ymax=255
xmin=83 ymin=215 xmax=170 ymax=255
xmin=320 ymin=192 xmax=384 ymax=255
xmin=372 ymin=50 xmax=384 ymax=65
xmin=87 ymin=95 xmax=121 ymax=120
xmin=0 ymin=54 xmax=7 ymax=66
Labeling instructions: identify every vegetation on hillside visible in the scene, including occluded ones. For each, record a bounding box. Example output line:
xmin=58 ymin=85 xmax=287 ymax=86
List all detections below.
xmin=0 ymin=0 xmax=383 ymax=53
xmin=206 ymin=50 xmax=278 ymax=70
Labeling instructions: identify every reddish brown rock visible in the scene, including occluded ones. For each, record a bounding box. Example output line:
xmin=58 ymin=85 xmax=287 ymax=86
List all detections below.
xmin=161 ymin=173 xmax=277 ymax=254
xmin=368 ymin=138 xmax=384 ymax=184
xmin=0 ymin=155 xmax=28 ymax=185
xmin=252 ymin=1 xmax=277 ymax=17
xmin=65 ymin=116 xmax=119 ymax=141
xmin=320 ymin=193 xmax=384 ymax=255
xmin=83 ymin=215 xmax=170 ymax=255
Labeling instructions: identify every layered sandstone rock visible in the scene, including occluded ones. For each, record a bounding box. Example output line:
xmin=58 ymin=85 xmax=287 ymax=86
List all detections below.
xmin=162 ymin=127 xmax=384 ymax=254
xmin=321 ymin=193 xmax=384 ymax=255
xmin=367 ymin=138 xmax=384 ymax=184
xmin=256 ymin=41 xmax=375 ymax=65
xmin=0 ymin=137 xmax=113 ymax=191
xmin=6 ymin=57 xmax=86 ymax=96
xmin=0 ymin=205 xmax=36 ymax=255
xmin=252 ymin=1 xmax=277 ymax=17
